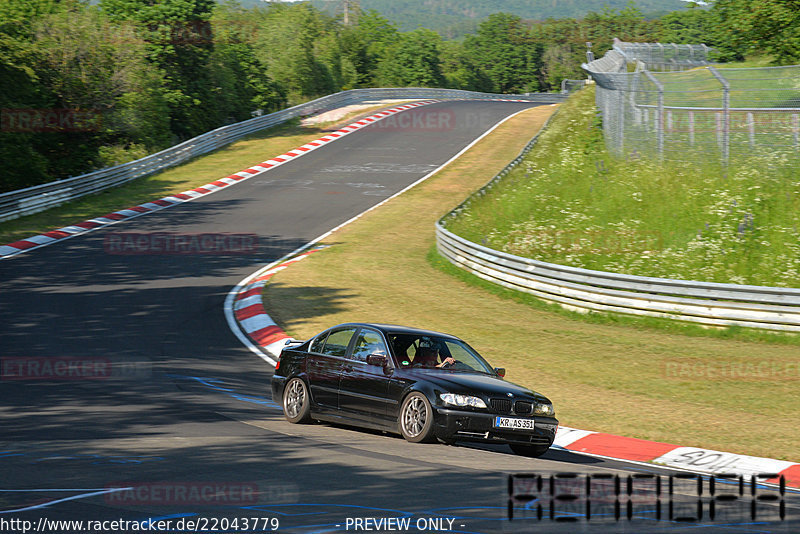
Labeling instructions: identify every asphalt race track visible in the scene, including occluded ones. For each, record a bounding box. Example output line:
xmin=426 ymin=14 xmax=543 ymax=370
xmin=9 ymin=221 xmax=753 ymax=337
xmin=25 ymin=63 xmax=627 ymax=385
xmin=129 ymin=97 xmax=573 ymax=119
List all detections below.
xmin=1 ymin=101 xmax=798 ymax=533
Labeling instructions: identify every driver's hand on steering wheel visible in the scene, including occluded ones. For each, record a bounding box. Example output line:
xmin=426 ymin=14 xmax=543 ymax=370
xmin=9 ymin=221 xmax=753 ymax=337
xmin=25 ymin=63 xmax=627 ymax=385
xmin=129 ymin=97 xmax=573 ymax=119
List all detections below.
xmin=437 ymin=357 xmax=456 ymax=368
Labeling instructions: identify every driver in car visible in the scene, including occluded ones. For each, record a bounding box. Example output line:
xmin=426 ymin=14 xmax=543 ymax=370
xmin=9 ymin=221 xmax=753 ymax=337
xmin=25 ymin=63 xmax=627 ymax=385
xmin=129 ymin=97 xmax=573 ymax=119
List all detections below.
xmin=413 ymin=346 xmax=455 ymax=368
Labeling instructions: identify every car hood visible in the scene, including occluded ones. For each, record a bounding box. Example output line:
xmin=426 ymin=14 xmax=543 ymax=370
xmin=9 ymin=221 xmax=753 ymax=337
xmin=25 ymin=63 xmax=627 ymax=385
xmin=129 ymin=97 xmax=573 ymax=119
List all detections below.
xmin=405 ymin=370 xmax=551 ymax=403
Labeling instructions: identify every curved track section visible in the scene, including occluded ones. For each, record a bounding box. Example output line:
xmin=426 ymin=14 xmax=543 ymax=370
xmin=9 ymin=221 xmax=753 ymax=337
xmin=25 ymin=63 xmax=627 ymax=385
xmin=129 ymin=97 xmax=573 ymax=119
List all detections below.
xmin=1 ymin=101 xmax=796 ymax=533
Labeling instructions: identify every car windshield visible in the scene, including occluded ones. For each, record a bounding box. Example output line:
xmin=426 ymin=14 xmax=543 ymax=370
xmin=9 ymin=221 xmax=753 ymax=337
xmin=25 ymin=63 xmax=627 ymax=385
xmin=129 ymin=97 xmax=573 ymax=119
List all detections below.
xmin=388 ymin=333 xmax=494 ymax=374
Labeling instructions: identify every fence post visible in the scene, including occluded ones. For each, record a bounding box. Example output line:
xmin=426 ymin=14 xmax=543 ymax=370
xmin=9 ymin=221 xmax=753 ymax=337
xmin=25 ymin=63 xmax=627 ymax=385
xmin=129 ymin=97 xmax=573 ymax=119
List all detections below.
xmin=708 ymin=66 xmax=730 ymax=165
xmin=617 ymin=76 xmax=626 ymax=152
xmin=644 ymin=70 xmax=664 ymax=159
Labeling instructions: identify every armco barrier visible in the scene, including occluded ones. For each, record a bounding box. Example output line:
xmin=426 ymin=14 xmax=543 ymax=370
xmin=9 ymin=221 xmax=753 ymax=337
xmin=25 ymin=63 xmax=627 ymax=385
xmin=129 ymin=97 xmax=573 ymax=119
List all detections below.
xmin=436 ymin=108 xmax=800 ymax=333
xmin=0 ymin=88 xmax=564 ymax=223
xmin=436 ymin=224 xmax=800 ymax=332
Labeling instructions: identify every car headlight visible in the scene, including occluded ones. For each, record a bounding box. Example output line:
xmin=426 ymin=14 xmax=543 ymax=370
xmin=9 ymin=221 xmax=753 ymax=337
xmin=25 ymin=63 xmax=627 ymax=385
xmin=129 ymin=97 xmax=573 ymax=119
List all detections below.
xmin=534 ymin=402 xmax=555 ymax=416
xmin=439 ymin=393 xmax=487 ymax=409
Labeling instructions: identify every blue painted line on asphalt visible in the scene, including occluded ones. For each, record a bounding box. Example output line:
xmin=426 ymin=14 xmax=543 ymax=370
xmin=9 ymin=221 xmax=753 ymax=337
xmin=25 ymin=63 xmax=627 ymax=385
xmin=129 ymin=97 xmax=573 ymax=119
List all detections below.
xmin=0 ymin=487 xmax=132 ymax=514
xmin=30 ymin=454 xmax=164 ymax=465
xmin=167 ymin=374 xmax=235 ymax=391
xmin=0 ymin=451 xmax=164 ymax=465
xmin=167 ymin=373 xmax=281 ymax=410
xmin=229 ymin=393 xmax=280 ymax=408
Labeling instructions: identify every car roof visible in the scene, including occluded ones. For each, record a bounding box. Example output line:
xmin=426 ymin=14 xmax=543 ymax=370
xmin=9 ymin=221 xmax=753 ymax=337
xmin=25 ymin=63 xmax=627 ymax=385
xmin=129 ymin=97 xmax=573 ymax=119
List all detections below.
xmin=332 ymin=322 xmax=459 ymax=339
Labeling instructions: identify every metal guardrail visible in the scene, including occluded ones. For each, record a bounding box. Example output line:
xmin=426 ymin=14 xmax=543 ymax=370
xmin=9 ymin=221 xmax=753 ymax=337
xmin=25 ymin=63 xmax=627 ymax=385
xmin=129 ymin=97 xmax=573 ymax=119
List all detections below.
xmin=0 ymin=88 xmax=564 ymax=223
xmin=436 ymin=225 xmax=800 ymax=332
xmin=436 ymin=107 xmax=800 ymax=332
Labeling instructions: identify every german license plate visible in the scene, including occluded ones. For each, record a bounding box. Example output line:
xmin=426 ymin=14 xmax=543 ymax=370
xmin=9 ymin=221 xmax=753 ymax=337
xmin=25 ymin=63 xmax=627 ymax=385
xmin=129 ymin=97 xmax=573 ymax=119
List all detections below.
xmin=494 ymin=416 xmax=535 ymax=430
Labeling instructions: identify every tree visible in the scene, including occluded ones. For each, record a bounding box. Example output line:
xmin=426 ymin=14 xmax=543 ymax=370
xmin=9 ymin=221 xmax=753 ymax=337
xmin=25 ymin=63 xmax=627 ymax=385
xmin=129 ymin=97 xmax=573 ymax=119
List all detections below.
xmin=440 ymin=40 xmax=492 ymax=92
xmin=659 ymin=6 xmax=714 ymax=45
xmin=463 ymin=13 xmax=543 ymax=93
xmin=540 ymin=45 xmax=580 ymax=91
xmin=209 ymin=2 xmax=285 ymax=117
xmin=710 ymin=0 xmax=800 ymax=64
xmin=100 ymin=0 xmax=219 ymax=138
xmin=255 ymin=3 xmax=336 ymax=100
xmin=33 ymin=5 xmax=172 ymax=170
xmin=376 ymin=28 xmax=445 ymax=87
xmin=0 ymin=0 xmax=74 ymax=191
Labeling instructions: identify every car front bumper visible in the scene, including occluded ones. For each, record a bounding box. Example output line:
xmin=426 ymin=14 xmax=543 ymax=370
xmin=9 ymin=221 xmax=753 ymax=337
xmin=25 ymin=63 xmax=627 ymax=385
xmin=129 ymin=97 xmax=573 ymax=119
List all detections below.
xmin=432 ymin=406 xmax=558 ymax=446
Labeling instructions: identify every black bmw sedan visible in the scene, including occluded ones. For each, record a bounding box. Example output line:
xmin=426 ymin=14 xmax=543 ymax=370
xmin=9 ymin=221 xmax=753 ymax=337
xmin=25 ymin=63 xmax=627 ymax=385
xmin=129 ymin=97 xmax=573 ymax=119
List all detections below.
xmin=271 ymin=323 xmax=558 ymax=457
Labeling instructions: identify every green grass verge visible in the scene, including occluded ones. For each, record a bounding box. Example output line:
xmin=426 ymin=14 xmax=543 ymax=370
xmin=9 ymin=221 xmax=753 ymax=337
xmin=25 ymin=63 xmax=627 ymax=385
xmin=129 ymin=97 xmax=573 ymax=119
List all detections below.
xmin=444 ymin=87 xmax=800 ymax=288
xmin=262 ymin=104 xmax=800 ymax=462
xmin=0 ymin=103 xmax=408 ymax=246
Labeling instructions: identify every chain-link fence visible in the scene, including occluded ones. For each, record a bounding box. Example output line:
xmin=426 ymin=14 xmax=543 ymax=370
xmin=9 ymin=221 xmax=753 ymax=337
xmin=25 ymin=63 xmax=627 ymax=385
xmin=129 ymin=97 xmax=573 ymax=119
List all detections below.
xmin=560 ymin=79 xmax=588 ymax=94
xmin=615 ymin=40 xmax=712 ymax=71
xmin=584 ymin=39 xmax=800 ymax=163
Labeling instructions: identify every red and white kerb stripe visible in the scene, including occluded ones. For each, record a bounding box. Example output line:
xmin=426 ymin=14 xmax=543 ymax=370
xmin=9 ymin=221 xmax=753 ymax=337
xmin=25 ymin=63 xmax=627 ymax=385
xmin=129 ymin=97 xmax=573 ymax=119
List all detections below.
xmin=0 ymin=101 xmax=437 ymax=259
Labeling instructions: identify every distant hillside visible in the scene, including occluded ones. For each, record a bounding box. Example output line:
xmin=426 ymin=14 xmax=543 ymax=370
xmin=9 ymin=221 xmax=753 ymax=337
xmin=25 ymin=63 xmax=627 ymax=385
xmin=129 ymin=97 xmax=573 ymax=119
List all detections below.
xmin=309 ymin=0 xmax=691 ymax=36
xmin=230 ymin=0 xmax=692 ymax=38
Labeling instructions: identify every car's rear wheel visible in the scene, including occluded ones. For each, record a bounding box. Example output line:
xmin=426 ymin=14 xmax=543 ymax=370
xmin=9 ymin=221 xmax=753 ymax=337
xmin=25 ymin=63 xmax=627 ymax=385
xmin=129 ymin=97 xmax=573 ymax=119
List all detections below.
xmin=283 ymin=377 xmax=311 ymax=423
xmin=510 ymin=443 xmax=551 ymax=457
xmin=399 ymin=392 xmax=435 ymax=443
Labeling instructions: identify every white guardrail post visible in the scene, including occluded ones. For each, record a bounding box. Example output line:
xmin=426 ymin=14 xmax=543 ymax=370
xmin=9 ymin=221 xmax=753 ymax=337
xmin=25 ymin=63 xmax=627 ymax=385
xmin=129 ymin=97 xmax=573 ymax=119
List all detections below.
xmin=0 ymin=88 xmax=566 ymax=223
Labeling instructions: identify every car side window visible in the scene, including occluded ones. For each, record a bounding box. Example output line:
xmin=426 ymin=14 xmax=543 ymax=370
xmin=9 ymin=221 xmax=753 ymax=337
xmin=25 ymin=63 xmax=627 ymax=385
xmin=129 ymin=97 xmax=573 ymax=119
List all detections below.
xmin=309 ymin=332 xmax=328 ymax=354
xmin=350 ymin=329 xmax=388 ymax=363
xmin=320 ymin=328 xmax=356 ymax=358
xmin=389 ymin=335 xmax=418 ymax=367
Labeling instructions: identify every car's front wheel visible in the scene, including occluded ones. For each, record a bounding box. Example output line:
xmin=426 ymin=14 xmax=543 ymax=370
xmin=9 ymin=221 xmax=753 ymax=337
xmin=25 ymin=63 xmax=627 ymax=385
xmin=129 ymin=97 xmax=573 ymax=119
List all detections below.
xmin=510 ymin=443 xmax=551 ymax=458
xmin=283 ymin=377 xmax=311 ymax=423
xmin=399 ymin=392 xmax=435 ymax=443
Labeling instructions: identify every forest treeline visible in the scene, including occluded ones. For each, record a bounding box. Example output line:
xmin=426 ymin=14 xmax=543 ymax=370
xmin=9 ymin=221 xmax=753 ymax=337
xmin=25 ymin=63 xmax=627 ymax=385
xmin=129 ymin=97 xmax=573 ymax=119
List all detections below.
xmin=307 ymin=0 xmax=688 ymax=38
xmin=0 ymin=0 xmax=792 ymax=193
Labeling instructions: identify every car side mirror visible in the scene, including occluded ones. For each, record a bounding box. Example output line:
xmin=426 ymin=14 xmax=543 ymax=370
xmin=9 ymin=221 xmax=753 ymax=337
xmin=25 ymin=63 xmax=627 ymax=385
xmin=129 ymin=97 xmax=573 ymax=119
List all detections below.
xmin=366 ymin=354 xmax=388 ymax=367
xmin=494 ymin=367 xmax=506 ymax=378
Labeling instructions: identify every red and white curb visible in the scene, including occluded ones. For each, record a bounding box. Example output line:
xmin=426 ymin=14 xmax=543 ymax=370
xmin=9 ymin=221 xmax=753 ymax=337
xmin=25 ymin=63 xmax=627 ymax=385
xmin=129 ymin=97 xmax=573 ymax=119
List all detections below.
xmin=228 ymin=245 xmax=800 ymax=489
xmin=217 ymin=100 xmax=800 ymax=488
xmin=555 ymin=427 xmax=800 ymax=488
xmin=224 ymin=105 xmax=538 ymax=364
xmin=0 ymin=101 xmax=439 ymax=260
xmin=230 ymin=248 xmax=324 ymax=358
